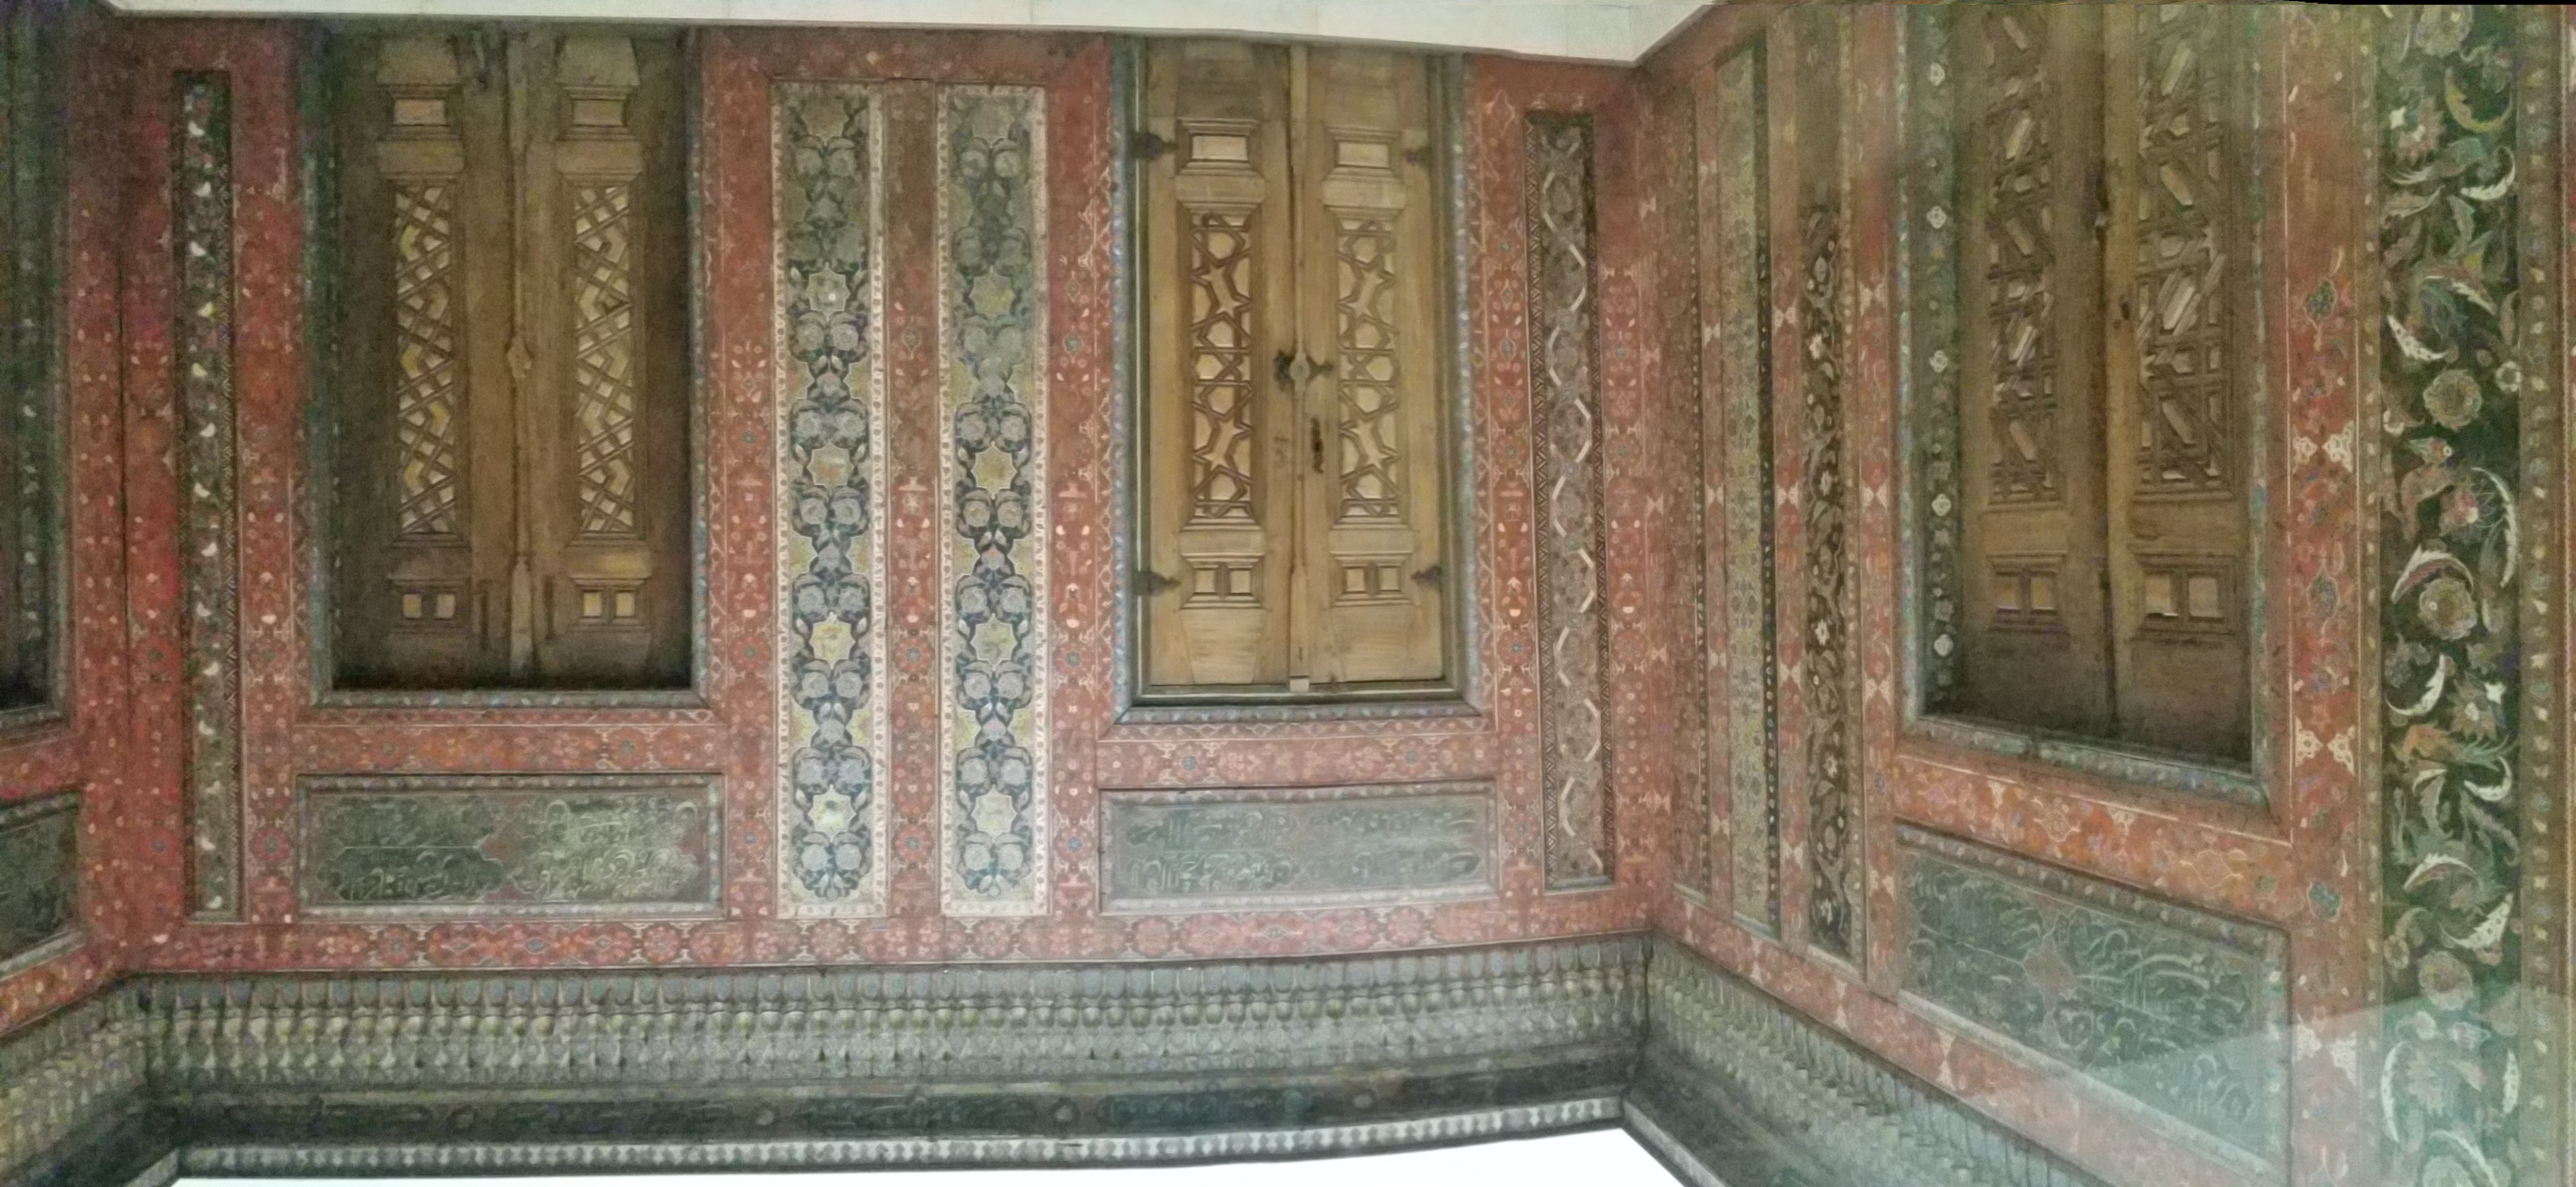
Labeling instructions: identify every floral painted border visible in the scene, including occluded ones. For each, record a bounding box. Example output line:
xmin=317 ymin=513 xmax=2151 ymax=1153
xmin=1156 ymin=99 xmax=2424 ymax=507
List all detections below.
xmin=2373 ymin=8 xmax=2561 ymax=1187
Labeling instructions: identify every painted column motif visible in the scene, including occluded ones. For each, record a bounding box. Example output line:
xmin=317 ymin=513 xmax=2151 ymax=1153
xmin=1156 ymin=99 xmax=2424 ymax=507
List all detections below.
xmin=776 ymin=83 xmax=890 ymax=918
xmin=2375 ymin=8 xmax=2561 ymax=1187
xmin=1799 ymin=199 xmax=1857 ymax=960
xmin=938 ymin=86 xmax=1050 ymax=916
xmin=175 ymin=73 xmax=240 ymax=921
xmin=1526 ymin=112 xmax=1611 ymax=891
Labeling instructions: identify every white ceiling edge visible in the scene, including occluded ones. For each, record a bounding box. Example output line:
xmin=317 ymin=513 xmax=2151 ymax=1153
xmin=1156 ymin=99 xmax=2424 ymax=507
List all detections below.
xmin=104 ymin=0 xmax=1708 ymax=63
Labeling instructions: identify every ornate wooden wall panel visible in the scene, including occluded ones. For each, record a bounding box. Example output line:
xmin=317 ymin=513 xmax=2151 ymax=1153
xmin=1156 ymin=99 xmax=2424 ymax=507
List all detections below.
xmin=1100 ymin=782 xmax=1496 ymax=911
xmin=65 ymin=27 xmax=1652 ymax=983
xmin=0 ymin=793 xmax=77 ymax=973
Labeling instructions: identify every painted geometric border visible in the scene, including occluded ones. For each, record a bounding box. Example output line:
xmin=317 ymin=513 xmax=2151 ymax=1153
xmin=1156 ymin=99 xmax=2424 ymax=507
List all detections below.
xmin=773 ymin=81 xmax=891 ymax=919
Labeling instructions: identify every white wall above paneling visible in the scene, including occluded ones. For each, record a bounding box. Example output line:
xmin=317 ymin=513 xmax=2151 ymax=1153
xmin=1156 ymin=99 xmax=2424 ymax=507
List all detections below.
xmin=103 ymin=0 xmax=1707 ymax=63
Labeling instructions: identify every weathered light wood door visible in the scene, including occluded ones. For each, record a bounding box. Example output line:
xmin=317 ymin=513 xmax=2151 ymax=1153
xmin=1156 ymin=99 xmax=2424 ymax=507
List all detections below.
xmin=1139 ymin=41 xmax=1450 ymax=697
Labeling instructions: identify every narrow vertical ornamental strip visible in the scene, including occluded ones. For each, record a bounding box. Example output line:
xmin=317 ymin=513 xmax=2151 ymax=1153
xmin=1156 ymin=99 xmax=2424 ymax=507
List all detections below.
xmin=775 ymin=84 xmax=889 ymax=918
xmin=938 ymin=86 xmax=1049 ymax=916
xmin=175 ymin=73 xmax=240 ymax=921
xmin=1711 ymin=46 xmax=1779 ymax=931
xmin=2375 ymin=8 xmax=2543 ymax=1187
xmin=1800 ymin=208 xmax=1857 ymax=958
xmin=1 ymin=1 xmax=63 ymax=715
xmin=1906 ymin=8 xmax=1963 ymax=707
xmin=1526 ymin=112 xmax=1610 ymax=890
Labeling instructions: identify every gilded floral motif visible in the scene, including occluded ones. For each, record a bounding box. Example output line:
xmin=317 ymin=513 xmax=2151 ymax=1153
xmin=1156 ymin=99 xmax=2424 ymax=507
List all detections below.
xmin=938 ymin=87 xmax=1049 ymax=915
xmin=2373 ymin=8 xmax=2540 ymax=1186
xmin=774 ymin=83 xmax=889 ymax=917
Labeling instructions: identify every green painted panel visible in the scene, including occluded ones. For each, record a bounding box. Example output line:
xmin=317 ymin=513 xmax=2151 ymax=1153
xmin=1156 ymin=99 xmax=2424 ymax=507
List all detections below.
xmin=298 ymin=774 xmax=719 ymax=917
xmin=1897 ymin=826 xmax=2286 ymax=1166
xmin=0 ymin=793 xmax=76 ymax=967
xmin=1102 ymin=783 xmax=1494 ymax=911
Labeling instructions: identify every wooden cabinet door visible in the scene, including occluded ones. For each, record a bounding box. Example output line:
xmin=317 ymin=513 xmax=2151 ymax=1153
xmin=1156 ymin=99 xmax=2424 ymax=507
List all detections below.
xmin=1292 ymin=46 xmax=1447 ymax=686
xmin=328 ymin=27 xmax=690 ymax=691
xmin=1951 ymin=5 xmax=2116 ymax=736
xmin=2102 ymin=6 xmax=2251 ymax=759
xmin=332 ymin=31 xmax=519 ymax=688
xmin=518 ymin=31 xmax=691 ymax=688
xmin=1139 ymin=40 xmax=1300 ymax=689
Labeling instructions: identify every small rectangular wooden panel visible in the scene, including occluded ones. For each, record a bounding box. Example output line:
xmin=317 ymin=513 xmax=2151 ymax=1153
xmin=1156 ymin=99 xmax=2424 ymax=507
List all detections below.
xmin=1100 ymin=782 xmax=1495 ymax=912
xmin=0 ymin=792 xmax=78 ymax=970
xmin=298 ymin=773 xmax=720 ymax=918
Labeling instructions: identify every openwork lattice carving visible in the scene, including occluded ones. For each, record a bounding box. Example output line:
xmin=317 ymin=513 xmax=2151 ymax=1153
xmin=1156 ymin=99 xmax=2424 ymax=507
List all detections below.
xmin=390 ymin=181 xmax=462 ymax=538
xmin=1334 ymin=215 xmax=1403 ymax=521
xmin=570 ymin=182 xmax=640 ymax=537
xmin=1186 ymin=207 xmax=1257 ymax=524
xmin=2131 ymin=6 xmax=2229 ymax=494
xmin=1525 ymin=112 xmax=1609 ymax=890
xmin=1979 ymin=11 xmax=2060 ymax=506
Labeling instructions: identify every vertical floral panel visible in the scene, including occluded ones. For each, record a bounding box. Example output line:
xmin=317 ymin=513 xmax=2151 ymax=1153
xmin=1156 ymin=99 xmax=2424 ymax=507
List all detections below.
xmin=937 ymin=85 xmax=1050 ymax=917
xmin=774 ymin=83 xmax=890 ymax=918
xmin=2375 ymin=7 xmax=2558 ymax=1187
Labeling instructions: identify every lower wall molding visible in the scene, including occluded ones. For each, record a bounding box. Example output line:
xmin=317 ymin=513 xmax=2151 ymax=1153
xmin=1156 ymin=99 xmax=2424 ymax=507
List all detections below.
xmin=1634 ymin=937 xmax=2111 ymax=1187
xmin=2 ymin=934 xmax=2125 ymax=1187
xmin=177 ymin=1099 xmax=1624 ymax=1176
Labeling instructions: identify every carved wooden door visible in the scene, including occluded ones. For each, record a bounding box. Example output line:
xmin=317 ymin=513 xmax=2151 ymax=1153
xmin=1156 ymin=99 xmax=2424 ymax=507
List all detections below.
xmin=1954 ymin=5 xmax=2116 ymax=738
xmin=1139 ymin=41 xmax=1449 ymax=696
xmin=1947 ymin=5 xmax=2253 ymax=760
xmin=2101 ymin=6 xmax=2252 ymax=759
xmin=327 ymin=27 xmax=690 ymax=691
